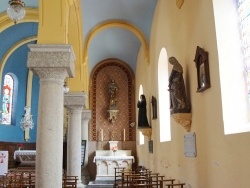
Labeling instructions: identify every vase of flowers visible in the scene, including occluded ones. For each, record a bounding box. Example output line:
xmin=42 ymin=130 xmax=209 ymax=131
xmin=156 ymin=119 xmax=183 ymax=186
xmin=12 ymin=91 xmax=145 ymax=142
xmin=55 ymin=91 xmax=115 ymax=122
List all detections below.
xmin=111 ymin=146 xmax=117 ymax=156
xmin=17 ymin=143 xmax=24 ymax=150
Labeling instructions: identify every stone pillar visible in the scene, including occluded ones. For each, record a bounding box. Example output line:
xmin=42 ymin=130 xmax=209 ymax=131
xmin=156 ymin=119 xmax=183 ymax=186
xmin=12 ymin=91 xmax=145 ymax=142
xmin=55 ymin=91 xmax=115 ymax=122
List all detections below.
xmin=64 ymin=92 xmax=86 ymax=188
xmin=27 ymin=44 xmax=75 ymax=188
xmin=81 ymin=109 xmax=91 ymax=186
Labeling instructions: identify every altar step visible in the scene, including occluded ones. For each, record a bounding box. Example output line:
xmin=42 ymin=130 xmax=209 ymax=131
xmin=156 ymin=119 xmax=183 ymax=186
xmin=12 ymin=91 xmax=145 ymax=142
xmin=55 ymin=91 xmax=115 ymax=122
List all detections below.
xmin=87 ymin=180 xmax=114 ymax=188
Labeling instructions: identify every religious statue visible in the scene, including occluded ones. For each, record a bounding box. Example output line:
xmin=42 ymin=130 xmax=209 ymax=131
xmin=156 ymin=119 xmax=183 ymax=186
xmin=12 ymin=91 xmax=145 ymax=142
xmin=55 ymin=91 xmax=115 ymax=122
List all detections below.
xmin=137 ymin=94 xmax=150 ymax=127
xmin=2 ymin=87 xmax=10 ymax=114
xmin=168 ymin=57 xmax=191 ymax=114
xmin=108 ymin=79 xmax=118 ymax=108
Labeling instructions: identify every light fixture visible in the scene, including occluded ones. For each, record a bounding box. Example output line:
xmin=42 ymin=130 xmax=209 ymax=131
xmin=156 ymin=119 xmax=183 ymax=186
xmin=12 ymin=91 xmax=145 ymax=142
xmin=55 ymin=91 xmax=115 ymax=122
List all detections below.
xmin=63 ymin=82 xmax=69 ymax=93
xmin=20 ymin=106 xmax=34 ymax=130
xmin=130 ymin=122 xmax=135 ymax=127
xmin=7 ymin=0 xmax=26 ymax=24
xmin=20 ymin=106 xmax=34 ymax=141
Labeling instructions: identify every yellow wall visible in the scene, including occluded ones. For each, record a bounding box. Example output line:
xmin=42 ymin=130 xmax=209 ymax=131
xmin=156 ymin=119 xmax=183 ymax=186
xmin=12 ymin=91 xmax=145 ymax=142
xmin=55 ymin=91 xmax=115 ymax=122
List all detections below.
xmin=136 ymin=0 xmax=250 ymax=187
xmin=38 ymin=0 xmax=87 ymax=93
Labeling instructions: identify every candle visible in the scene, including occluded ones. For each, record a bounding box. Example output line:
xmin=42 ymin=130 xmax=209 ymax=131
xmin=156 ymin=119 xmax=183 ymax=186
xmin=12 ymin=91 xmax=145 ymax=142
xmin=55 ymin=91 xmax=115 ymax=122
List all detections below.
xmin=101 ymin=129 xmax=103 ymax=141
xmin=123 ymin=129 xmax=126 ymax=141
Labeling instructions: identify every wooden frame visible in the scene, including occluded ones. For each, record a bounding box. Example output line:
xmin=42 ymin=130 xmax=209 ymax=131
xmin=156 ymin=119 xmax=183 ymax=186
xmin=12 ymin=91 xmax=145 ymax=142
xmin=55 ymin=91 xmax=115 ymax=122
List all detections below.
xmin=194 ymin=46 xmax=210 ymax=92
xmin=151 ymin=96 xmax=157 ymax=119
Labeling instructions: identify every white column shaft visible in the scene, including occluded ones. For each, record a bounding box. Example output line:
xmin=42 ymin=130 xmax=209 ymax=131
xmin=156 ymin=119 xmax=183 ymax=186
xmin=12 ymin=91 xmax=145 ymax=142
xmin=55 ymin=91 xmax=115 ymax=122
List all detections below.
xmin=36 ymin=79 xmax=64 ymax=187
xmin=64 ymin=92 xmax=86 ymax=188
xmin=67 ymin=108 xmax=82 ymax=178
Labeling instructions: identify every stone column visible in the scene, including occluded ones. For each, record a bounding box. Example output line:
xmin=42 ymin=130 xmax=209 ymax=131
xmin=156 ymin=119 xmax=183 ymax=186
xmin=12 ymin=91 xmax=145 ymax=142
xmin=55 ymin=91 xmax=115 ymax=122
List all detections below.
xmin=64 ymin=92 xmax=86 ymax=188
xmin=81 ymin=109 xmax=91 ymax=186
xmin=27 ymin=44 xmax=75 ymax=188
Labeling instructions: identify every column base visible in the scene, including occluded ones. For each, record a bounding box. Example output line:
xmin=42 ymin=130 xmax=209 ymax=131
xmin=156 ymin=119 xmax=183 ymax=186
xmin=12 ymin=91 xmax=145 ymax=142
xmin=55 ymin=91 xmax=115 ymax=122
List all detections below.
xmin=77 ymin=181 xmax=84 ymax=188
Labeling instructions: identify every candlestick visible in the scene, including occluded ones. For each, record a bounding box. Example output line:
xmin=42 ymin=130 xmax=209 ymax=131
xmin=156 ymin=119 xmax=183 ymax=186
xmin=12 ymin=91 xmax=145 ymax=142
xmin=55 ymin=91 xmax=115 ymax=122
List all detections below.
xmin=101 ymin=129 xmax=103 ymax=142
xmin=123 ymin=129 xmax=125 ymax=141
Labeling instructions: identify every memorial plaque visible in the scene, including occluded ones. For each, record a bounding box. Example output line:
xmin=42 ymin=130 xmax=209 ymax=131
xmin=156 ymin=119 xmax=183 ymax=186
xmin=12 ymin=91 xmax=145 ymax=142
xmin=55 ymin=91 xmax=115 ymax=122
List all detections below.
xmin=184 ymin=132 xmax=197 ymax=157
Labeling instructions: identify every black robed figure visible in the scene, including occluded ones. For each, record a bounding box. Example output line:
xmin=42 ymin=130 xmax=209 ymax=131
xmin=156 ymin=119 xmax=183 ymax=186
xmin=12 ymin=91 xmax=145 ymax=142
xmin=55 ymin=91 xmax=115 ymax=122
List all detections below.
xmin=137 ymin=94 xmax=150 ymax=127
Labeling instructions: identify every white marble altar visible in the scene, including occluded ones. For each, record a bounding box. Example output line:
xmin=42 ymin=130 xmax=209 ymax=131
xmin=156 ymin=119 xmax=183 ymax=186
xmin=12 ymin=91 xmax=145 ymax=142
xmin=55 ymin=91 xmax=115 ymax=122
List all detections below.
xmin=94 ymin=150 xmax=134 ymax=180
xmin=14 ymin=150 xmax=36 ymax=165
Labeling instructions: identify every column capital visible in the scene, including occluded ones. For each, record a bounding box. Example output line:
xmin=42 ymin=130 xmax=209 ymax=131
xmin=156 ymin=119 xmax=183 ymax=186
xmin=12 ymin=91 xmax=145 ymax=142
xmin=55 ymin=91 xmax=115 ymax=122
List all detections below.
xmin=82 ymin=109 xmax=92 ymax=120
xmin=64 ymin=92 xmax=87 ymax=109
xmin=27 ymin=44 xmax=75 ymax=78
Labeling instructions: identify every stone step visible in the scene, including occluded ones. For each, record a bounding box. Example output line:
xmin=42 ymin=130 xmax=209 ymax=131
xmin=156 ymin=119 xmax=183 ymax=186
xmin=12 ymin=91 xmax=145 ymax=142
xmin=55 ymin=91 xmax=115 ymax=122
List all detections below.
xmin=87 ymin=180 xmax=114 ymax=188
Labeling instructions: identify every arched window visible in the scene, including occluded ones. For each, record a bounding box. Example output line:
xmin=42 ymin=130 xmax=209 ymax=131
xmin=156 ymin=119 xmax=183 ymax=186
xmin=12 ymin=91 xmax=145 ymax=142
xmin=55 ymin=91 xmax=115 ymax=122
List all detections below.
xmin=213 ymin=0 xmax=250 ymax=134
xmin=158 ymin=48 xmax=171 ymax=141
xmin=2 ymin=74 xmax=14 ymax=125
xmin=238 ymin=0 xmax=250 ymax=101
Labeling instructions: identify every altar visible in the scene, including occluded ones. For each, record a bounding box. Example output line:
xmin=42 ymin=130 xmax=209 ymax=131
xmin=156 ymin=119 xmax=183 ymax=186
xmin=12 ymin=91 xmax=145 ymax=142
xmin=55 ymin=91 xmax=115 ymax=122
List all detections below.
xmin=94 ymin=150 xmax=134 ymax=180
xmin=14 ymin=150 xmax=36 ymax=166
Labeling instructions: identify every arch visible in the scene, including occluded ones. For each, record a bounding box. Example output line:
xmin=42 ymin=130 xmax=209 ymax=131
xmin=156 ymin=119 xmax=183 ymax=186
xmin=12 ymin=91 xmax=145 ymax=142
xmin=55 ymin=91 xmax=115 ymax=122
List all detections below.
xmin=158 ymin=47 xmax=171 ymax=142
xmin=90 ymin=58 xmax=135 ymax=141
xmin=67 ymin=1 xmax=86 ymax=92
xmin=0 ymin=8 xmax=39 ymax=32
xmin=84 ymin=20 xmax=150 ymax=65
xmin=0 ymin=36 xmax=37 ymax=107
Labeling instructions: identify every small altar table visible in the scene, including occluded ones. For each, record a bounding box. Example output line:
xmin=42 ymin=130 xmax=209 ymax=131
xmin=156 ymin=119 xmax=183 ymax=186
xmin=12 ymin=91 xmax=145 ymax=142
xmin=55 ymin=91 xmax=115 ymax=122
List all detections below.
xmin=14 ymin=150 xmax=36 ymax=165
xmin=94 ymin=150 xmax=134 ymax=180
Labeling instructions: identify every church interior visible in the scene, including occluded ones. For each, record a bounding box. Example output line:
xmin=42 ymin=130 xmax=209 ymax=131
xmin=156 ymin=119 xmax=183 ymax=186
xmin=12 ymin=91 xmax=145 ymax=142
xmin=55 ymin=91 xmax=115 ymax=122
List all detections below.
xmin=0 ymin=0 xmax=250 ymax=187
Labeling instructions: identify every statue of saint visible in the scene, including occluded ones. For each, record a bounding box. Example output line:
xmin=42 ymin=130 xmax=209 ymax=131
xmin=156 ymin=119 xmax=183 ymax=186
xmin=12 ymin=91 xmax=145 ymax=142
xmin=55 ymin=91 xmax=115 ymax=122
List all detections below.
xmin=168 ymin=57 xmax=191 ymax=114
xmin=137 ymin=94 xmax=150 ymax=127
xmin=108 ymin=79 xmax=118 ymax=107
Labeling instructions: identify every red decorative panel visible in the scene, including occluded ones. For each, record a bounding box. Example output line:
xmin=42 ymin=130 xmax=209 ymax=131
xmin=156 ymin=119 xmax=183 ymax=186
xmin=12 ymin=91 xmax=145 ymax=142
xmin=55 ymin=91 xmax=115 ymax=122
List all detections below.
xmin=90 ymin=58 xmax=135 ymax=141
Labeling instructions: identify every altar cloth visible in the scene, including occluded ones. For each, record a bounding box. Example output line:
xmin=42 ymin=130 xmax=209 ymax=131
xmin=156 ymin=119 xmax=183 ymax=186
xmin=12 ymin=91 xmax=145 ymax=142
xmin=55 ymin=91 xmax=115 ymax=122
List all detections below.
xmin=93 ymin=156 xmax=134 ymax=163
xmin=14 ymin=150 xmax=36 ymax=165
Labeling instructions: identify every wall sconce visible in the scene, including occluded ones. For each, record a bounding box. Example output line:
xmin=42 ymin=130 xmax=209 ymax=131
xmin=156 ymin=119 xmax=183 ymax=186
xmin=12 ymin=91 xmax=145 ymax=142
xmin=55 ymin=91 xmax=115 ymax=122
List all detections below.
xmin=20 ymin=106 xmax=34 ymax=141
xmin=130 ymin=122 xmax=135 ymax=127
xmin=7 ymin=0 xmax=26 ymax=24
xmin=63 ymin=81 xmax=69 ymax=93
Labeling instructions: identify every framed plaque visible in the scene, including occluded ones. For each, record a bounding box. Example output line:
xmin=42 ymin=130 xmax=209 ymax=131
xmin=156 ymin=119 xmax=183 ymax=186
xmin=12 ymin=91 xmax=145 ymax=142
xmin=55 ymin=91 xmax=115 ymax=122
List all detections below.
xmin=194 ymin=46 xmax=210 ymax=92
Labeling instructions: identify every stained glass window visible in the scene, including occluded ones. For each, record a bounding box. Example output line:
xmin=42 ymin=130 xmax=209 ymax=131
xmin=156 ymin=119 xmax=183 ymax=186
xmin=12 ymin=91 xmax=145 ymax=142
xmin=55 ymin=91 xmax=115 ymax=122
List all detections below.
xmin=238 ymin=0 xmax=250 ymax=100
xmin=2 ymin=74 xmax=13 ymax=125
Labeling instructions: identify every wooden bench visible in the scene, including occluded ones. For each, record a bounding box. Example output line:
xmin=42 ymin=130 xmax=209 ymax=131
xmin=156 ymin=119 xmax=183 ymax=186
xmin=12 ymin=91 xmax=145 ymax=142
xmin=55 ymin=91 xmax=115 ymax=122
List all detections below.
xmin=62 ymin=175 xmax=78 ymax=188
xmin=165 ymin=183 xmax=185 ymax=188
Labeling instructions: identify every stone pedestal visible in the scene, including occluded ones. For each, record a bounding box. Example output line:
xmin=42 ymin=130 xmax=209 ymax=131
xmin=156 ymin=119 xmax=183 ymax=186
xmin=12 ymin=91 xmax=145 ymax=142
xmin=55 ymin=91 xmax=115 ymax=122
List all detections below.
xmin=27 ymin=44 xmax=75 ymax=188
xmin=64 ymin=92 xmax=87 ymax=188
xmin=171 ymin=113 xmax=192 ymax=132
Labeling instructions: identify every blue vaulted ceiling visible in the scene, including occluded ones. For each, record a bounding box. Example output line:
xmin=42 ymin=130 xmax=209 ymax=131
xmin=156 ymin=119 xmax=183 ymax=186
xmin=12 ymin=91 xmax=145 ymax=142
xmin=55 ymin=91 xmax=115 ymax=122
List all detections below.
xmin=0 ymin=0 xmax=157 ymax=72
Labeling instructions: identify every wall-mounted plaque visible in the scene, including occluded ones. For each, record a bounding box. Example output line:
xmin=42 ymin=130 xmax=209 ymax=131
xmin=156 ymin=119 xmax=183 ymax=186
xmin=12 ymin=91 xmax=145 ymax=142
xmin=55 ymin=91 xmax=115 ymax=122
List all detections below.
xmin=148 ymin=140 xmax=153 ymax=153
xmin=184 ymin=132 xmax=196 ymax=157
